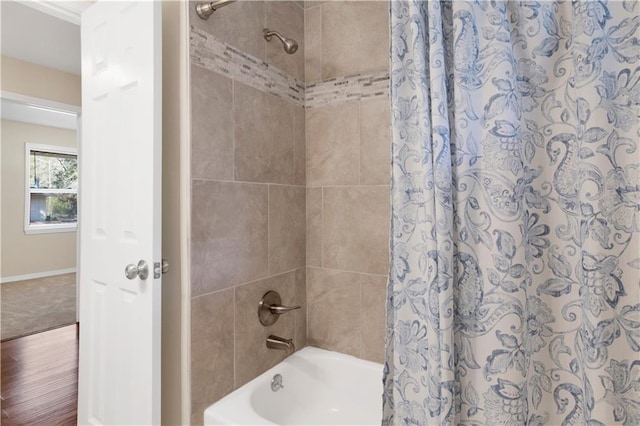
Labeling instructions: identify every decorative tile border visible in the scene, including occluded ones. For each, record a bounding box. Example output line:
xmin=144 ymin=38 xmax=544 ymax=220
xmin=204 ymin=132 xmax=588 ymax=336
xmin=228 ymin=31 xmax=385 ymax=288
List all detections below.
xmin=190 ymin=26 xmax=306 ymax=106
xmin=305 ymin=71 xmax=389 ymax=108
xmin=190 ymin=27 xmax=390 ymax=109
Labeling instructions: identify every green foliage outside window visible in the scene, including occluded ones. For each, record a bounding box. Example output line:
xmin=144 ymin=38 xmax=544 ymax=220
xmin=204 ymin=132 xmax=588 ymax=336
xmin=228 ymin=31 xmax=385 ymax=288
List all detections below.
xmin=29 ymin=150 xmax=78 ymax=225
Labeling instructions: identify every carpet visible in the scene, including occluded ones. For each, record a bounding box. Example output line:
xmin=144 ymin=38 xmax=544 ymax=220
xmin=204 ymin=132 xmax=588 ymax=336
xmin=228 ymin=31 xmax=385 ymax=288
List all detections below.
xmin=1 ymin=273 xmax=76 ymax=341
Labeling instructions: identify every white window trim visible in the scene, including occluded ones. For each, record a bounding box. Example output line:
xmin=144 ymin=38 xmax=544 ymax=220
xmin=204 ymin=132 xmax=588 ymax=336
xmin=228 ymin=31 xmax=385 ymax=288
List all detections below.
xmin=24 ymin=143 xmax=78 ymax=234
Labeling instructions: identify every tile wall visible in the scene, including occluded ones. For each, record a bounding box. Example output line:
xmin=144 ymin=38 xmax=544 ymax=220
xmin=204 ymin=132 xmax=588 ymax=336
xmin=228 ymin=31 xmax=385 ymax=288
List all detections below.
xmin=188 ymin=1 xmax=306 ymax=423
xmin=189 ymin=0 xmax=391 ymax=422
xmin=304 ymin=1 xmax=391 ymax=364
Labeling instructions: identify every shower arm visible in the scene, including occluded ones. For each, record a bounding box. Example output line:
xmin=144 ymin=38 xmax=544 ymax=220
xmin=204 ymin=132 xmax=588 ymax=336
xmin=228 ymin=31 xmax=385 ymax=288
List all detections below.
xmin=263 ymin=29 xmax=286 ymax=44
xmin=262 ymin=29 xmax=298 ymax=54
xmin=195 ymin=0 xmax=237 ymax=20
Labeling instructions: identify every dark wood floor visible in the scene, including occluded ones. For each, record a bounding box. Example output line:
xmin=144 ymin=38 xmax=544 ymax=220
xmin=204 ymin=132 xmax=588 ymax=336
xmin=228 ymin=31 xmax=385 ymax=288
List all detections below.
xmin=1 ymin=324 xmax=78 ymax=425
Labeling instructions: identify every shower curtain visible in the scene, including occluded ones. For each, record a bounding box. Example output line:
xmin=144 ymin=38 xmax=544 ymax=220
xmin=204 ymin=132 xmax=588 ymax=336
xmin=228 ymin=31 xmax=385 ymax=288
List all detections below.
xmin=384 ymin=1 xmax=640 ymax=425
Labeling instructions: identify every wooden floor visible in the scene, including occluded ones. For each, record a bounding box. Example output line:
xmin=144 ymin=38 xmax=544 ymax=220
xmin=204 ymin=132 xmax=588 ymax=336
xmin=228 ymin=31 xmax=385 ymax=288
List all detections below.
xmin=1 ymin=324 xmax=78 ymax=425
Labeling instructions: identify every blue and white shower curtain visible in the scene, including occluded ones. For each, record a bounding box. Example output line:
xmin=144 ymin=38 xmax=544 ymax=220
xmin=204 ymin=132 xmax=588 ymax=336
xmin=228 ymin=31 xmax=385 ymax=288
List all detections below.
xmin=384 ymin=1 xmax=640 ymax=425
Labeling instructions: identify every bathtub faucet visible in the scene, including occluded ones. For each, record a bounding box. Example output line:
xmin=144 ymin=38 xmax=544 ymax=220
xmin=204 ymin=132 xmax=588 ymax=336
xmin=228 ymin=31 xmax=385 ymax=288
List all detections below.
xmin=266 ymin=335 xmax=295 ymax=354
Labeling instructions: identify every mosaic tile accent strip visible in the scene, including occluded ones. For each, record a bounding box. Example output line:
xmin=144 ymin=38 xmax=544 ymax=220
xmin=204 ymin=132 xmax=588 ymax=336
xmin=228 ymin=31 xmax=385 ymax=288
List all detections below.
xmin=304 ymin=71 xmax=390 ymax=108
xmin=191 ymin=26 xmax=306 ymax=106
xmin=190 ymin=27 xmax=390 ymax=109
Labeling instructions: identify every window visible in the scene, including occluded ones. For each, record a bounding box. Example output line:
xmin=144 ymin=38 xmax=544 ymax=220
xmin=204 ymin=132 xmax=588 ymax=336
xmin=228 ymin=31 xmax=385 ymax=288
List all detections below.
xmin=25 ymin=144 xmax=78 ymax=234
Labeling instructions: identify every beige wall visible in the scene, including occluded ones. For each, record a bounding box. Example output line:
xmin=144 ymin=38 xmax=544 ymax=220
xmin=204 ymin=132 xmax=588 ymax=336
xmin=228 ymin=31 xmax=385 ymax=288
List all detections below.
xmin=161 ymin=1 xmax=186 ymax=424
xmin=1 ymin=120 xmax=78 ymax=278
xmin=188 ymin=1 xmax=306 ymax=423
xmin=0 ymin=54 xmax=81 ymax=279
xmin=1 ymin=55 xmax=81 ymax=106
xmin=304 ymin=1 xmax=390 ymax=364
xmin=2 ymin=8 xmax=187 ymax=422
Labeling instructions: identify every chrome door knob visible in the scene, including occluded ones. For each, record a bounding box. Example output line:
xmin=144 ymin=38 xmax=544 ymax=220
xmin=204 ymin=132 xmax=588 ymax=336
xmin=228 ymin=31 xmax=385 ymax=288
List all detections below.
xmin=125 ymin=260 xmax=149 ymax=280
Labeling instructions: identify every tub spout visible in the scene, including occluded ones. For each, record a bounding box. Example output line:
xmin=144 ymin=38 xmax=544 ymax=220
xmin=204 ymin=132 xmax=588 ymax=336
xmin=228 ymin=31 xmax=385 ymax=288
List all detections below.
xmin=267 ymin=335 xmax=295 ymax=354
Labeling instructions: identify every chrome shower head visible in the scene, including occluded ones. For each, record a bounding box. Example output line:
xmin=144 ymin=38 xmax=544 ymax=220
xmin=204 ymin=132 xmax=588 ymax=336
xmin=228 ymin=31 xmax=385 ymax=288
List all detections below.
xmin=196 ymin=0 xmax=237 ymax=20
xmin=282 ymin=38 xmax=299 ymax=55
xmin=263 ymin=29 xmax=298 ymax=54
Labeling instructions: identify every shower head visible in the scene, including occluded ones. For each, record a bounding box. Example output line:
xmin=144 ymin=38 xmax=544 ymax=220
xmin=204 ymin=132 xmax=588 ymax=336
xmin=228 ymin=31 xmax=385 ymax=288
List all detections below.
xmin=263 ymin=29 xmax=298 ymax=54
xmin=196 ymin=0 xmax=237 ymax=20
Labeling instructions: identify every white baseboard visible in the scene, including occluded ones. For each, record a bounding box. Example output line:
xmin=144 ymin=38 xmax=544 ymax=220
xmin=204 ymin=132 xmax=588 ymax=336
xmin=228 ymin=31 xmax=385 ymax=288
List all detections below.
xmin=1 ymin=268 xmax=77 ymax=284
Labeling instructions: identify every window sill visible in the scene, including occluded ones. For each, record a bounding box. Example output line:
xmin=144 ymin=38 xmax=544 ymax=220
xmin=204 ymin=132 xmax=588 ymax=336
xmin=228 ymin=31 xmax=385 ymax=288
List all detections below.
xmin=25 ymin=224 xmax=77 ymax=235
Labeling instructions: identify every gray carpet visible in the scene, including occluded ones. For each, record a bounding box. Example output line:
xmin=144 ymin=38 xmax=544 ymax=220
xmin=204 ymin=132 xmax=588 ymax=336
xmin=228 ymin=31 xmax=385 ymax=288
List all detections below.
xmin=1 ymin=273 xmax=76 ymax=341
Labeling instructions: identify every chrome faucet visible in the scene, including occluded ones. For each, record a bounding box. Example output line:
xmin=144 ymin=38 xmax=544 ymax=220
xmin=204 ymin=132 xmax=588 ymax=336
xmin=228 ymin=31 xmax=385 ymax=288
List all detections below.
xmin=267 ymin=335 xmax=295 ymax=354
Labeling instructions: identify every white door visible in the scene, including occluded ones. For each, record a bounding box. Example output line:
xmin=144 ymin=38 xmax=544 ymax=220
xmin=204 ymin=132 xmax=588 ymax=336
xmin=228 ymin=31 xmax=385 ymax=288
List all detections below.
xmin=78 ymin=1 xmax=162 ymax=425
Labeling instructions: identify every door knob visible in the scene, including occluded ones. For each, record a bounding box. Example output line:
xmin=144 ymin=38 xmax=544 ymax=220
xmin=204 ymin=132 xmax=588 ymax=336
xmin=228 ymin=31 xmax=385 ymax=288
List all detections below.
xmin=125 ymin=260 xmax=149 ymax=280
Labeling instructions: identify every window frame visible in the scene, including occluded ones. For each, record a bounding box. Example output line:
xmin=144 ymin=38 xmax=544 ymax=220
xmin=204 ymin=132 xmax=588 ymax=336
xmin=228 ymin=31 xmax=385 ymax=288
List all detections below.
xmin=24 ymin=143 xmax=78 ymax=234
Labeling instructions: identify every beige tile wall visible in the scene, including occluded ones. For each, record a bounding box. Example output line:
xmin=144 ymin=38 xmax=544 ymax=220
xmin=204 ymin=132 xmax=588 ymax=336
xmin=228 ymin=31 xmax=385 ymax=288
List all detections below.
xmin=304 ymin=1 xmax=389 ymax=81
xmin=189 ymin=0 xmax=305 ymax=81
xmin=190 ymin=1 xmax=391 ymax=422
xmin=189 ymin=2 xmax=306 ymax=423
xmin=304 ymin=0 xmax=390 ymax=364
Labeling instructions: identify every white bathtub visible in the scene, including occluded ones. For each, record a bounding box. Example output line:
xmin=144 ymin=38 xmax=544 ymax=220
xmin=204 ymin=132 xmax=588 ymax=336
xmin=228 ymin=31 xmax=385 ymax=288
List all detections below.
xmin=204 ymin=346 xmax=383 ymax=425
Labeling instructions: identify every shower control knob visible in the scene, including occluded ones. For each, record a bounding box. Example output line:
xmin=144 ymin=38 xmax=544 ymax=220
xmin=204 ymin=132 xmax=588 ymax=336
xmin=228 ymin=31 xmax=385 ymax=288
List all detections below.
xmin=125 ymin=260 xmax=149 ymax=280
xmin=258 ymin=291 xmax=301 ymax=326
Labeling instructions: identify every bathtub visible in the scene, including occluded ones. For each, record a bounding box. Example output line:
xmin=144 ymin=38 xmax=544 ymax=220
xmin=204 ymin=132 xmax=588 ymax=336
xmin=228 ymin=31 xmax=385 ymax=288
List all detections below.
xmin=204 ymin=346 xmax=383 ymax=425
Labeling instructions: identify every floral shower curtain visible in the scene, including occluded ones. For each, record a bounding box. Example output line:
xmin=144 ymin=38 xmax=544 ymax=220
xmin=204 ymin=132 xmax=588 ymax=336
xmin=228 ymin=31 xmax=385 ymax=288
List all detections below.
xmin=384 ymin=1 xmax=640 ymax=425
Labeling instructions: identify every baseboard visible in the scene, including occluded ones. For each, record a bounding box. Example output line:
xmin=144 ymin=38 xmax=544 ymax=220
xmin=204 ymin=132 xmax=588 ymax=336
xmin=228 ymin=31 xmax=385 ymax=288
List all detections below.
xmin=1 ymin=268 xmax=77 ymax=284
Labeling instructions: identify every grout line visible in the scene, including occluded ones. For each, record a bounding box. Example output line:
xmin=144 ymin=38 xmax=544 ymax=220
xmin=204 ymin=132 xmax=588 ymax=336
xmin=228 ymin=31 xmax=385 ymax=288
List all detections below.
xmin=263 ymin=0 xmax=267 ymax=63
xmin=320 ymin=186 xmax=324 ymax=268
xmin=267 ymin=184 xmax=271 ymax=275
xmin=318 ymin=2 xmax=323 ymax=82
xmin=233 ymin=287 xmax=237 ymax=389
xmin=309 ymin=184 xmax=391 ymax=189
xmin=191 ymin=267 xmax=306 ymax=300
xmin=293 ymin=105 xmax=298 ymax=185
xmin=192 ymin=178 xmax=390 ymax=190
xmin=306 ymin=265 xmax=388 ymax=279
xmin=359 ymin=274 xmax=363 ymax=358
xmin=305 ymin=269 xmax=309 ymax=347
xmin=231 ymin=79 xmax=236 ymax=181
xmin=304 ymin=89 xmax=310 ymax=184
xmin=306 ymin=188 xmax=311 ymax=267
xmin=191 ymin=177 xmax=306 ymax=188
xmin=358 ymin=101 xmax=362 ymax=186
